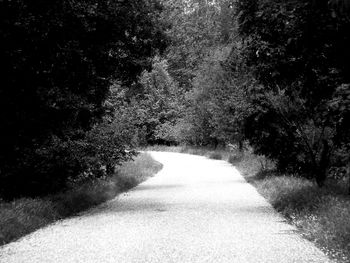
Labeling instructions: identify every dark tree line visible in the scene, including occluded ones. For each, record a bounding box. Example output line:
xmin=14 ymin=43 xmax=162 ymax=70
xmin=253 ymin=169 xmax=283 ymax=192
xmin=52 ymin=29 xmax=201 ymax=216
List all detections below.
xmin=1 ymin=0 xmax=349 ymax=199
xmin=134 ymin=0 xmax=350 ymax=187
xmin=0 ymin=0 xmax=167 ymax=199
xmin=235 ymin=0 xmax=350 ymax=185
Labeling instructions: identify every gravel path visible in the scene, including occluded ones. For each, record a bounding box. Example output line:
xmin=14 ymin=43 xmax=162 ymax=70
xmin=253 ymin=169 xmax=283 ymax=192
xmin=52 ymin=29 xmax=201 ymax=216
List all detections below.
xmin=0 ymin=151 xmax=331 ymax=263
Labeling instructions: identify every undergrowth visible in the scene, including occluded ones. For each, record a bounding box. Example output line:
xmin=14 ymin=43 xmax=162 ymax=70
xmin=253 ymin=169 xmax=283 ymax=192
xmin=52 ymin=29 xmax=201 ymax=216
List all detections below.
xmin=0 ymin=153 xmax=162 ymax=246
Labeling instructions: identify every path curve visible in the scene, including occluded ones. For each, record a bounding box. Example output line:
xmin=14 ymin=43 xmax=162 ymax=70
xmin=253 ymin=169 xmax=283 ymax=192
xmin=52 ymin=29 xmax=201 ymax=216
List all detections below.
xmin=0 ymin=152 xmax=331 ymax=263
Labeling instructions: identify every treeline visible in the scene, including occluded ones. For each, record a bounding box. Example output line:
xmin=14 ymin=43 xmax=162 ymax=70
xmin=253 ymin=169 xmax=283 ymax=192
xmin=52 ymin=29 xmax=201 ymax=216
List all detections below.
xmin=0 ymin=0 xmax=168 ymax=199
xmin=129 ymin=0 xmax=350 ymax=187
xmin=234 ymin=0 xmax=350 ymax=186
xmin=1 ymin=0 xmax=349 ymax=199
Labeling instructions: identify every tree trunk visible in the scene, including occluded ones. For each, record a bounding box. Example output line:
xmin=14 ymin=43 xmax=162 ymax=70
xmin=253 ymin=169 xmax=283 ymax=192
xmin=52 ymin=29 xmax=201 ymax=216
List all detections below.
xmin=347 ymin=162 xmax=350 ymax=195
xmin=316 ymin=140 xmax=330 ymax=187
xmin=238 ymin=140 xmax=243 ymax=152
xmin=106 ymin=163 xmax=115 ymax=176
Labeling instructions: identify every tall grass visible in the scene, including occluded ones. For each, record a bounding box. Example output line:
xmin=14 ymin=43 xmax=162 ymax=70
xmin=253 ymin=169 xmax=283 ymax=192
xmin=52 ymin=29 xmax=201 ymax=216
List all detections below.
xmin=235 ymin=152 xmax=350 ymax=263
xmin=0 ymin=153 xmax=162 ymax=246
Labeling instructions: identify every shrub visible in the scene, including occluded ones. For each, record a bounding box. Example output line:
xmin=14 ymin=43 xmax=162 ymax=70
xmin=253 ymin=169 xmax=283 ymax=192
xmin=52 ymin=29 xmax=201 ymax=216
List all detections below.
xmin=209 ymin=152 xmax=223 ymax=160
xmin=0 ymin=121 xmax=136 ymax=199
xmin=228 ymin=153 xmax=243 ymax=164
xmin=0 ymin=0 xmax=167 ymax=200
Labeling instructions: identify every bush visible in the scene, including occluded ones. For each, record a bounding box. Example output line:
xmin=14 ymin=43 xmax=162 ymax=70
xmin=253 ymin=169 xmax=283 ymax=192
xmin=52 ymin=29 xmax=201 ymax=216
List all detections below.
xmin=209 ymin=152 xmax=223 ymax=160
xmin=0 ymin=121 xmax=136 ymax=199
xmin=0 ymin=0 xmax=167 ymax=200
xmin=228 ymin=153 xmax=243 ymax=164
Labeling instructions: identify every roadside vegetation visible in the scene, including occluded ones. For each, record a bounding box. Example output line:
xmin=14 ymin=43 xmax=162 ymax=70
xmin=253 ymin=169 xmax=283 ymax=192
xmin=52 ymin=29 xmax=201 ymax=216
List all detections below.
xmin=149 ymin=145 xmax=350 ymax=263
xmin=235 ymin=151 xmax=350 ymax=263
xmin=1 ymin=0 xmax=349 ymax=260
xmin=144 ymin=3 xmax=350 ymax=261
xmin=0 ymin=153 xmax=162 ymax=245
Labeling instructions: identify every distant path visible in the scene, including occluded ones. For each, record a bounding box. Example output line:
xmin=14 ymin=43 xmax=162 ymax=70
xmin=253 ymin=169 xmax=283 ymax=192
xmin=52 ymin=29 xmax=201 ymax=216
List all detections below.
xmin=0 ymin=152 xmax=331 ymax=263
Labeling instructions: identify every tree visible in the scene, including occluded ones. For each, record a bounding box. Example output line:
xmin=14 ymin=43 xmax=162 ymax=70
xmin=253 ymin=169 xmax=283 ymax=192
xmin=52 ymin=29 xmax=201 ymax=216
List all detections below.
xmin=0 ymin=0 xmax=167 ymax=198
xmin=162 ymin=0 xmax=231 ymax=90
xmin=159 ymin=0 xmax=242 ymax=146
xmin=138 ymin=57 xmax=183 ymax=144
xmin=235 ymin=0 xmax=350 ymax=185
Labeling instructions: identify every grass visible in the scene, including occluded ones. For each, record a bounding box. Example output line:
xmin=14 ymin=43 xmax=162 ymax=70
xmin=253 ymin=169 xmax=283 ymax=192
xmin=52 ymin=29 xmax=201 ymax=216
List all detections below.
xmin=235 ymin=151 xmax=350 ymax=263
xmin=5 ymin=144 xmax=347 ymax=261
xmin=0 ymin=153 xmax=162 ymax=246
xmin=148 ymin=145 xmax=350 ymax=263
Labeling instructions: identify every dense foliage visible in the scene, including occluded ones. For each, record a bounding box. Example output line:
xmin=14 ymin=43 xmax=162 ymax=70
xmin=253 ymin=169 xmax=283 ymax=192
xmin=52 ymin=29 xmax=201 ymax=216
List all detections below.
xmin=152 ymin=0 xmax=350 ymax=186
xmin=0 ymin=0 xmax=167 ymax=198
xmin=1 ymin=0 xmax=349 ymax=198
xmin=235 ymin=0 xmax=350 ymax=185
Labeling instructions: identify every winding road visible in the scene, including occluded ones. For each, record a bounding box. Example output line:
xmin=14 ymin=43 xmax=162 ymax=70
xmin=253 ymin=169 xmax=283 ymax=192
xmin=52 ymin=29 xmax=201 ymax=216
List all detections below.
xmin=0 ymin=152 xmax=331 ymax=263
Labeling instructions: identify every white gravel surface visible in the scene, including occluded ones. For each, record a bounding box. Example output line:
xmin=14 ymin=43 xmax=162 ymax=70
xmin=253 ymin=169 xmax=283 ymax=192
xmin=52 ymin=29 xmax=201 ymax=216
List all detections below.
xmin=0 ymin=151 xmax=332 ymax=263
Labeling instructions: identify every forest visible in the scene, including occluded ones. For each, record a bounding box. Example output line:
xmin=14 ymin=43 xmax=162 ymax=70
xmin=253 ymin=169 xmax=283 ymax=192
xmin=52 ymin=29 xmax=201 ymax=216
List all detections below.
xmin=1 ymin=0 xmax=350 ymax=259
xmin=1 ymin=0 xmax=349 ymax=199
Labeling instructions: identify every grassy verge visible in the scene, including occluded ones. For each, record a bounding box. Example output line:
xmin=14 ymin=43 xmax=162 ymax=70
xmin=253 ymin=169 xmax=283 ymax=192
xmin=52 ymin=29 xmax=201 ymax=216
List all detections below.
xmin=0 ymin=152 xmax=162 ymax=246
xmin=234 ymin=152 xmax=350 ymax=263
xmin=148 ymin=145 xmax=350 ymax=263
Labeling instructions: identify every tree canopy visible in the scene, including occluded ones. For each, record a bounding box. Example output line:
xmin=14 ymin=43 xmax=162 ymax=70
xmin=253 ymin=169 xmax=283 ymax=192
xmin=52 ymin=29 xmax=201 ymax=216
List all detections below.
xmin=0 ymin=0 xmax=167 ymax=198
xmin=1 ymin=0 xmax=349 ymax=198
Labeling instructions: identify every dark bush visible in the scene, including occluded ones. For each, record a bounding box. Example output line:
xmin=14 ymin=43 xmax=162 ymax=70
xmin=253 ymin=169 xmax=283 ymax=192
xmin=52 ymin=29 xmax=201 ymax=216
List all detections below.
xmin=0 ymin=0 xmax=167 ymax=199
xmin=0 ymin=121 xmax=137 ymax=199
xmin=209 ymin=152 xmax=223 ymax=160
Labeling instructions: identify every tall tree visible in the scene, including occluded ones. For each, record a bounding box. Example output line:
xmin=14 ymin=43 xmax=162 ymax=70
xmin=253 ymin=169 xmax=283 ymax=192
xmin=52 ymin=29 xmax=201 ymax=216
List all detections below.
xmin=0 ymin=0 xmax=167 ymax=198
xmin=235 ymin=0 xmax=350 ymax=185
